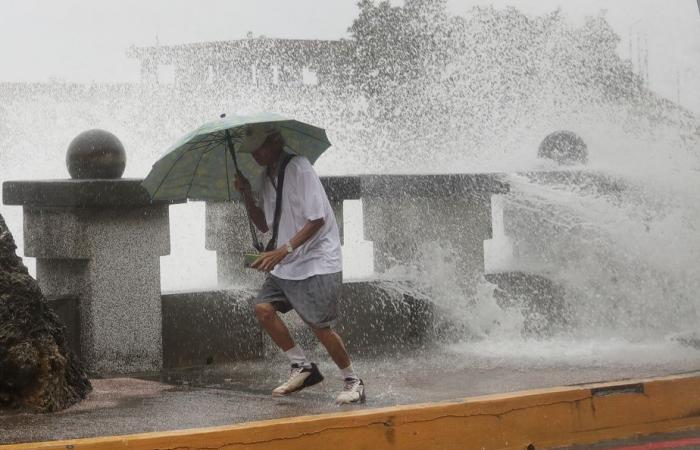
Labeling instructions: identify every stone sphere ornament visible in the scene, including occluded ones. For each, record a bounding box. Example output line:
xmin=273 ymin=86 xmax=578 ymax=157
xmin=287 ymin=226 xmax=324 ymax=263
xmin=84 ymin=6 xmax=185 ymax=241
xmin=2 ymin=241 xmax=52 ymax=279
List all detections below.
xmin=537 ymin=130 xmax=588 ymax=166
xmin=66 ymin=129 xmax=126 ymax=179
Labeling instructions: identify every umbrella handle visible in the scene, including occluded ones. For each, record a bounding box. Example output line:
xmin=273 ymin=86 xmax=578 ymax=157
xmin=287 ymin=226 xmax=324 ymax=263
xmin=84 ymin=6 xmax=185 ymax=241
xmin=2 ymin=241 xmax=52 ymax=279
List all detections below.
xmin=225 ymin=130 xmax=264 ymax=252
xmin=225 ymin=129 xmax=242 ymax=175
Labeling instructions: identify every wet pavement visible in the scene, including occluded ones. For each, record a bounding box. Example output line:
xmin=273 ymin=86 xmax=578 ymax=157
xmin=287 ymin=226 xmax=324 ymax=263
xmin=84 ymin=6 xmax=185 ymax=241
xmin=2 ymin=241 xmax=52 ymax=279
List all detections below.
xmin=1 ymin=345 xmax=700 ymax=445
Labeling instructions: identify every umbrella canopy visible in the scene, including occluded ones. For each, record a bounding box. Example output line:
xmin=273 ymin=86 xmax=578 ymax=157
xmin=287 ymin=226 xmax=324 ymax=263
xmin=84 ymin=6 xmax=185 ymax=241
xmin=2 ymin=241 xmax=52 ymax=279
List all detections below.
xmin=141 ymin=113 xmax=331 ymax=202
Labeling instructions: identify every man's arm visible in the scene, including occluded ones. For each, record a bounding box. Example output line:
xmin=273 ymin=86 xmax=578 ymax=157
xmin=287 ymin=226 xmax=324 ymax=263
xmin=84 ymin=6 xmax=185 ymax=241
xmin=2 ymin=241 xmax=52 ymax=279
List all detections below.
xmin=288 ymin=217 xmax=324 ymax=250
xmin=252 ymin=218 xmax=325 ymax=272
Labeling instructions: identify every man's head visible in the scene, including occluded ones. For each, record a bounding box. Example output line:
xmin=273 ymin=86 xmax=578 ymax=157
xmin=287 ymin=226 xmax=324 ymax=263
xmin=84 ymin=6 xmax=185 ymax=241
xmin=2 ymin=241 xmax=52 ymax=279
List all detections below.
xmin=238 ymin=123 xmax=285 ymax=167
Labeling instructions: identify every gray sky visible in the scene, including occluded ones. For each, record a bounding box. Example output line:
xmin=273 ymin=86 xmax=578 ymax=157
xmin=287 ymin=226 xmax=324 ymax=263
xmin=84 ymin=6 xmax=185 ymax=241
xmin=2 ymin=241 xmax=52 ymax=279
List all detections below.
xmin=0 ymin=0 xmax=698 ymax=111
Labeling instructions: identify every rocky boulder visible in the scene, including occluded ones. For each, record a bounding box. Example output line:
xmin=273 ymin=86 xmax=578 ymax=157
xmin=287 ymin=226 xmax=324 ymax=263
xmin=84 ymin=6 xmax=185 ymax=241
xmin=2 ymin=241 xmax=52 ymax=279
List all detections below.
xmin=0 ymin=214 xmax=91 ymax=412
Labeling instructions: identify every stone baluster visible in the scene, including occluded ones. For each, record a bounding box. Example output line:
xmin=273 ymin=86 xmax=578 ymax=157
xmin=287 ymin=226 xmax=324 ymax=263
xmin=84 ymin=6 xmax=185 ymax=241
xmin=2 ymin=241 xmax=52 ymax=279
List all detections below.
xmin=361 ymin=174 xmax=509 ymax=292
xmin=2 ymin=130 xmax=180 ymax=374
xmin=205 ymin=201 xmax=265 ymax=288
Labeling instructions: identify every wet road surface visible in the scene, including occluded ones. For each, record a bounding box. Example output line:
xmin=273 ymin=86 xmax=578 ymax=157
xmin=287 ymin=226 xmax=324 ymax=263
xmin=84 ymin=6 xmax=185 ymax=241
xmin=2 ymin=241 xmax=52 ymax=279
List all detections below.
xmin=1 ymin=347 xmax=699 ymax=445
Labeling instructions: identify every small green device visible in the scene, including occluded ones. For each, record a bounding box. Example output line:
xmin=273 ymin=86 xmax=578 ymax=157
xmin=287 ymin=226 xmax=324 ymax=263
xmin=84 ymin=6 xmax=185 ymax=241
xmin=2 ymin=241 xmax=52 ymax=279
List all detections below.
xmin=243 ymin=252 xmax=260 ymax=268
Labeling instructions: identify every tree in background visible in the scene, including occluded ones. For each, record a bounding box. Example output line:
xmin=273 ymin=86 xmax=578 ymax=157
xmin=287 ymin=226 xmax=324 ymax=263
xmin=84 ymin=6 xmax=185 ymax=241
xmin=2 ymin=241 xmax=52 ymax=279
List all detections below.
xmin=347 ymin=1 xmax=698 ymax=171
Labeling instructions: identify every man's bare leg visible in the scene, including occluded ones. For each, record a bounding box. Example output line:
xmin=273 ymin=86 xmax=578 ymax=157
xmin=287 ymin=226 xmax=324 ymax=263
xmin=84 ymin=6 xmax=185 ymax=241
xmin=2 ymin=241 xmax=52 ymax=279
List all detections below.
xmin=255 ymin=303 xmax=324 ymax=396
xmin=254 ymin=303 xmax=295 ymax=351
xmin=312 ymin=327 xmax=351 ymax=370
xmin=314 ymin=327 xmax=365 ymax=404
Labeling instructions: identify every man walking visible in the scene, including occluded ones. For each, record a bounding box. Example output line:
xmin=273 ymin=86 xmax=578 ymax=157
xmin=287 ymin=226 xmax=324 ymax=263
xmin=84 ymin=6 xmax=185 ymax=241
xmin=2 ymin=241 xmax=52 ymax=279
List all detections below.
xmin=234 ymin=123 xmax=365 ymax=405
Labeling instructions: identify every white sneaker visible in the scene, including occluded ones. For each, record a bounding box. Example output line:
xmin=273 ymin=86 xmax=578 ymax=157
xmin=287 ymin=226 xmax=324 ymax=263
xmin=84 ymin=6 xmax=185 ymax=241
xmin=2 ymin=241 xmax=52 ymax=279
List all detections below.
xmin=272 ymin=363 xmax=324 ymax=397
xmin=336 ymin=378 xmax=366 ymax=404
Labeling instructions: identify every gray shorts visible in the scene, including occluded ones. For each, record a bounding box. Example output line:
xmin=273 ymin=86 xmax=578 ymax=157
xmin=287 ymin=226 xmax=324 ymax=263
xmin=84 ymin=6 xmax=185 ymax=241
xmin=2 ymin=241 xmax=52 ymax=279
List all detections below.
xmin=255 ymin=272 xmax=342 ymax=329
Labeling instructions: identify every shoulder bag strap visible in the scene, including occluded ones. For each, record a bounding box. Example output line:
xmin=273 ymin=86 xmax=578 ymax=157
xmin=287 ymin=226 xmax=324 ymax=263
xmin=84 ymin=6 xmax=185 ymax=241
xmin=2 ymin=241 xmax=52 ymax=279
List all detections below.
xmin=266 ymin=153 xmax=295 ymax=252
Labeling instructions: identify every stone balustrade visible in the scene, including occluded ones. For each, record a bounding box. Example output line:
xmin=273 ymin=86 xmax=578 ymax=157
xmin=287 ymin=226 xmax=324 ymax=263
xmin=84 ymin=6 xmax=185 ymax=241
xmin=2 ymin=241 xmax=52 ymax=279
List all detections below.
xmin=361 ymin=174 xmax=509 ymax=295
xmin=3 ymin=172 xmax=508 ymax=373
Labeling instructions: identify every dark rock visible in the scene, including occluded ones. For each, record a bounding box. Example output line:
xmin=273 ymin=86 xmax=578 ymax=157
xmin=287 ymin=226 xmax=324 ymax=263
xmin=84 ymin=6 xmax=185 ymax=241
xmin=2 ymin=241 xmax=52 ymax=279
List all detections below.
xmin=0 ymin=214 xmax=91 ymax=412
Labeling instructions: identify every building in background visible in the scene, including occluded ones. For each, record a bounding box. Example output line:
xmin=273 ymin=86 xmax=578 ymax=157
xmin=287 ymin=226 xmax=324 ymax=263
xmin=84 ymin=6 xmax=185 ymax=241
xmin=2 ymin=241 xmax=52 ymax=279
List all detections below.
xmin=127 ymin=37 xmax=352 ymax=88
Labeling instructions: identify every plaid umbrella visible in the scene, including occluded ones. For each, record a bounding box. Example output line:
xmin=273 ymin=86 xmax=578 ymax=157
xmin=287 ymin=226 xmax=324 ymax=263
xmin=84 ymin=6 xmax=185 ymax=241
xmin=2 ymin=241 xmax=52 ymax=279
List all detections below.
xmin=141 ymin=112 xmax=331 ymax=202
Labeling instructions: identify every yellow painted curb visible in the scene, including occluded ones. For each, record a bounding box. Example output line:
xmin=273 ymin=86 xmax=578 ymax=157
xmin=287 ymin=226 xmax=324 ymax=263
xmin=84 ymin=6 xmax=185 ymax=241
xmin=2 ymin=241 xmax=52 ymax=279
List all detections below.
xmin=4 ymin=372 xmax=700 ymax=450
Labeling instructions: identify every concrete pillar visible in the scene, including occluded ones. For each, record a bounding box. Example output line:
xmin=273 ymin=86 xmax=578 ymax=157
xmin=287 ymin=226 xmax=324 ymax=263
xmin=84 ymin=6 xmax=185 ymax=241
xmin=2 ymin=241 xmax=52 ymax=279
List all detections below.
xmin=361 ymin=174 xmax=508 ymax=292
xmin=330 ymin=199 xmax=344 ymax=245
xmin=205 ymin=201 xmax=266 ymax=288
xmin=500 ymin=171 xmax=624 ymax=274
xmin=3 ymin=179 xmax=175 ymax=374
xmin=323 ymin=176 xmax=361 ymax=246
xmin=483 ymin=194 xmax=515 ymax=274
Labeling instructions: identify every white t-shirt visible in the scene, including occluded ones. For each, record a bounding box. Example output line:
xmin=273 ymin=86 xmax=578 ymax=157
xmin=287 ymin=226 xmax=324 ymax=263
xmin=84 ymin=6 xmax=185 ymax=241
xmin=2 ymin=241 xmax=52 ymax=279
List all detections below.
xmin=260 ymin=155 xmax=342 ymax=280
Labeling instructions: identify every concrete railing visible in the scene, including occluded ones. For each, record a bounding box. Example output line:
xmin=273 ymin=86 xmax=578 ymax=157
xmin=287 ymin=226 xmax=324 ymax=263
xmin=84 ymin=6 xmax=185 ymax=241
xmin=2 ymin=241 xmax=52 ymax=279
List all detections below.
xmin=3 ymin=173 xmax=508 ymax=373
xmin=206 ymin=174 xmax=508 ymax=288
